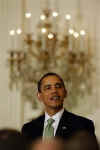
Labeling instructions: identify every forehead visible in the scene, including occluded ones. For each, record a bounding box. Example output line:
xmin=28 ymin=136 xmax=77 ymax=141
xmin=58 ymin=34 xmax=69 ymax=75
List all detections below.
xmin=41 ymin=75 xmax=62 ymax=85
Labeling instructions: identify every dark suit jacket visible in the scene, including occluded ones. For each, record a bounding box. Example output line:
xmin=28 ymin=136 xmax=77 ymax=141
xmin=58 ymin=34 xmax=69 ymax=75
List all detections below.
xmin=21 ymin=110 xmax=95 ymax=141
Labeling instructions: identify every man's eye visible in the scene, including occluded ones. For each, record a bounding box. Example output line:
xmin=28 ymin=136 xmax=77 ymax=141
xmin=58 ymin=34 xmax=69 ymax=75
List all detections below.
xmin=44 ymin=85 xmax=51 ymax=90
xmin=55 ymin=83 xmax=62 ymax=88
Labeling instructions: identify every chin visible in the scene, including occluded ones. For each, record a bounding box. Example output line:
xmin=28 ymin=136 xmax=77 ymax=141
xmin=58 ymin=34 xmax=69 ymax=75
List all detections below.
xmin=51 ymin=104 xmax=63 ymax=109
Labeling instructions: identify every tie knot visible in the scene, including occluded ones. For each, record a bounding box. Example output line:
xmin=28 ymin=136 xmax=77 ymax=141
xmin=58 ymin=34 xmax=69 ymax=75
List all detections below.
xmin=47 ymin=118 xmax=54 ymax=125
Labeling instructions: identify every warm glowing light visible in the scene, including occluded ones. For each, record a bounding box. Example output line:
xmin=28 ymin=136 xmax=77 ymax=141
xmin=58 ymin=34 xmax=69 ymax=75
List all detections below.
xmin=52 ymin=11 xmax=58 ymax=17
xmin=41 ymin=28 xmax=47 ymax=33
xmin=40 ymin=14 xmax=46 ymax=20
xmin=69 ymin=29 xmax=74 ymax=34
xmin=16 ymin=28 xmax=22 ymax=35
xmin=80 ymin=83 xmax=86 ymax=90
xmin=80 ymin=30 xmax=86 ymax=36
xmin=48 ymin=33 xmax=54 ymax=39
xmin=65 ymin=14 xmax=71 ymax=20
xmin=73 ymin=32 xmax=79 ymax=38
xmin=9 ymin=30 xmax=15 ymax=36
xmin=25 ymin=12 xmax=32 ymax=18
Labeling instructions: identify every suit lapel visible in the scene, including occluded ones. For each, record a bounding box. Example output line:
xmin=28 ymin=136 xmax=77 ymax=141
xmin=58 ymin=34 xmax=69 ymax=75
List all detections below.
xmin=56 ymin=110 xmax=72 ymax=137
xmin=35 ymin=114 xmax=45 ymax=136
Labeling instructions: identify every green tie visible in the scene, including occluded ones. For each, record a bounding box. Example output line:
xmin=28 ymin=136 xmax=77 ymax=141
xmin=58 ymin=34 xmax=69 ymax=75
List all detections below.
xmin=43 ymin=118 xmax=55 ymax=138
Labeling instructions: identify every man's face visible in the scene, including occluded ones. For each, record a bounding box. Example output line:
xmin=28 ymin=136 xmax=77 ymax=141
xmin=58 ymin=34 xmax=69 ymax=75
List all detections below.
xmin=38 ymin=75 xmax=67 ymax=110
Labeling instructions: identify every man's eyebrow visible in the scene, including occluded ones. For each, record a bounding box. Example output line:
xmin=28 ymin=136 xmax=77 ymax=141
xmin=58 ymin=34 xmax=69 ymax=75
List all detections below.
xmin=42 ymin=84 xmax=51 ymax=88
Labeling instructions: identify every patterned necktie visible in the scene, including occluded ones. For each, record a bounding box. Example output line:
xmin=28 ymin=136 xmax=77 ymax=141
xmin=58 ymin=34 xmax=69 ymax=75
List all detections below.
xmin=43 ymin=118 xmax=55 ymax=138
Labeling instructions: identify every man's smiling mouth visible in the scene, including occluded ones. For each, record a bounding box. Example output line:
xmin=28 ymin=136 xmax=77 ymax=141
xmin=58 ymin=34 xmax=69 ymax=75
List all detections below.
xmin=50 ymin=96 xmax=60 ymax=100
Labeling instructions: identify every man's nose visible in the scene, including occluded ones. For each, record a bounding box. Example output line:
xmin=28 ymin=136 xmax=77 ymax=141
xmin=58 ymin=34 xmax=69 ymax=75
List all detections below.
xmin=51 ymin=86 xmax=57 ymax=92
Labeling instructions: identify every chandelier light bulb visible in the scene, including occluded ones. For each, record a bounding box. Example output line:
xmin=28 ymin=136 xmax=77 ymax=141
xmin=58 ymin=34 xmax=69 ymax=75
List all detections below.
xmin=41 ymin=28 xmax=47 ymax=33
xmin=40 ymin=14 xmax=46 ymax=20
xmin=69 ymin=29 xmax=74 ymax=35
xmin=48 ymin=33 xmax=54 ymax=39
xmin=25 ymin=12 xmax=32 ymax=18
xmin=80 ymin=83 xmax=86 ymax=90
xmin=52 ymin=11 xmax=58 ymax=17
xmin=65 ymin=14 xmax=71 ymax=20
xmin=73 ymin=32 xmax=79 ymax=38
xmin=80 ymin=30 xmax=86 ymax=36
xmin=9 ymin=30 xmax=15 ymax=36
xmin=16 ymin=28 xmax=22 ymax=35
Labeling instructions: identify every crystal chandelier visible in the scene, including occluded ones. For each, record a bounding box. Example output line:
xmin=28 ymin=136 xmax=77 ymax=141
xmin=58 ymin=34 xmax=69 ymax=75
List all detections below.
xmin=8 ymin=0 xmax=95 ymax=109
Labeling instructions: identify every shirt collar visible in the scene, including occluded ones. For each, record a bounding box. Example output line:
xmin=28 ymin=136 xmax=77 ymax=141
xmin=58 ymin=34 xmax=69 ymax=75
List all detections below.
xmin=45 ymin=109 xmax=64 ymax=123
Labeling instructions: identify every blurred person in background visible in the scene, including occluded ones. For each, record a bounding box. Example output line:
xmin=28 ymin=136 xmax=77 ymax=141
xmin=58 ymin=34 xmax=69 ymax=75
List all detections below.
xmin=64 ymin=130 xmax=99 ymax=150
xmin=0 ymin=128 xmax=28 ymax=150
xmin=29 ymin=137 xmax=65 ymax=150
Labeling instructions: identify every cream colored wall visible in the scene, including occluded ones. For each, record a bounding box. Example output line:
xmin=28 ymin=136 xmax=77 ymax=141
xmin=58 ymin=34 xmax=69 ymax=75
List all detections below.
xmin=0 ymin=0 xmax=24 ymax=129
xmin=0 ymin=0 xmax=100 ymax=139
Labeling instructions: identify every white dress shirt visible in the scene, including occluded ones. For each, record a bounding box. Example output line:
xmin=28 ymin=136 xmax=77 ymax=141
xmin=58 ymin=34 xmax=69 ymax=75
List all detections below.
xmin=43 ymin=109 xmax=64 ymax=136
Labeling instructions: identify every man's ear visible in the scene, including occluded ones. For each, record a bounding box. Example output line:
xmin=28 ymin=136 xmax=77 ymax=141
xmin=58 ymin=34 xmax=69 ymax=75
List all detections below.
xmin=64 ymin=89 xmax=67 ymax=98
xmin=37 ymin=92 xmax=43 ymax=102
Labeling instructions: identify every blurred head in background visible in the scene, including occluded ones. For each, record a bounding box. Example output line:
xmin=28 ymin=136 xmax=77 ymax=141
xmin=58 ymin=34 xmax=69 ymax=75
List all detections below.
xmin=29 ymin=137 xmax=65 ymax=150
xmin=64 ymin=130 xmax=99 ymax=150
xmin=0 ymin=128 xmax=27 ymax=150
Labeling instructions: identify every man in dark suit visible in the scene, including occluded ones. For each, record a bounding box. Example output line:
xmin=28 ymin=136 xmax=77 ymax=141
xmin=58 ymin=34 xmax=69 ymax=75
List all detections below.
xmin=22 ymin=72 xmax=95 ymax=141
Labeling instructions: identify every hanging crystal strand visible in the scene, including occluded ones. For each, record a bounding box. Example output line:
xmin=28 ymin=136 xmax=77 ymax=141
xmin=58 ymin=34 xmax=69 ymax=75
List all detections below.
xmin=50 ymin=0 xmax=59 ymax=59
xmin=76 ymin=0 xmax=86 ymax=52
xmin=51 ymin=0 xmax=59 ymax=33
xmin=39 ymin=0 xmax=50 ymax=52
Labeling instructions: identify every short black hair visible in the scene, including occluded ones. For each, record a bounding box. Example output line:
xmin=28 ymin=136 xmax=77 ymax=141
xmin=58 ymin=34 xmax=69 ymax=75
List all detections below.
xmin=37 ymin=72 xmax=65 ymax=92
